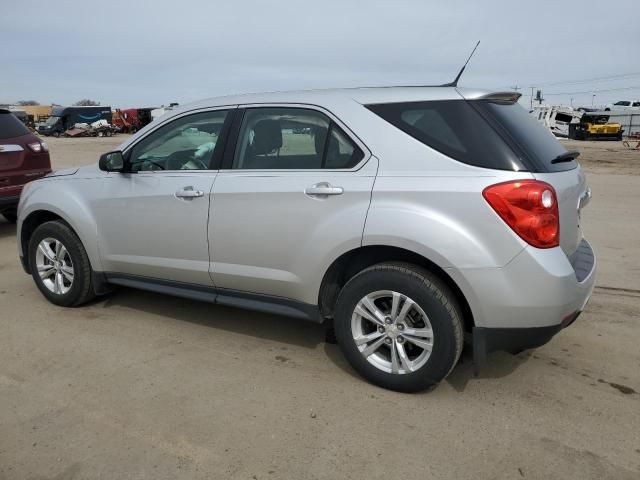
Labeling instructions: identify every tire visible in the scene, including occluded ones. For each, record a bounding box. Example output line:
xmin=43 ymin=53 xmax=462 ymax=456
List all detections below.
xmin=2 ymin=209 xmax=17 ymax=223
xmin=334 ymin=262 xmax=463 ymax=392
xmin=53 ymin=131 xmax=60 ymax=138
xmin=28 ymin=220 xmax=95 ymax=307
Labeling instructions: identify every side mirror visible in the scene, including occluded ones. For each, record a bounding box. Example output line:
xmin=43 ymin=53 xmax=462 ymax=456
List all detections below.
xmin=99 ymin=151 xmax=125 ymax=172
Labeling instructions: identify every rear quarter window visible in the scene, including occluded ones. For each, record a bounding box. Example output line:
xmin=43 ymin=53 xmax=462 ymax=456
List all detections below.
xmin=474 ymin=101 xmax=575 ymax=172
xmin=0 ymin=111 xmax=31 ymax=139
xmin=366 ymin=100 xmax=526 ymax=171
xmin=366 ymin=100 xmax=575 ymax=173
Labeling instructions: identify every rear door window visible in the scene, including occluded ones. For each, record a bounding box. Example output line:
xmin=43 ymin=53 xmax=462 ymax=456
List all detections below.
xmin=0 ymin=111 xmax=31 ymax=139
xmin=232 ymin=107 xmax=363 ymax=170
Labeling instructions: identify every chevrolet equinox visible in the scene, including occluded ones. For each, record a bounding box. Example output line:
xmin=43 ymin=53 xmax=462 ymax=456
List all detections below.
xmin=16 ymin=87 xmax=596 ymax=392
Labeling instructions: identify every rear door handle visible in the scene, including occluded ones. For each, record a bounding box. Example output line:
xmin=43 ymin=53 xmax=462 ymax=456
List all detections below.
xmin=305 ymin=182 xmax=344 ymax=197
xmin=175 ymin=187 xmax=204 ymax=199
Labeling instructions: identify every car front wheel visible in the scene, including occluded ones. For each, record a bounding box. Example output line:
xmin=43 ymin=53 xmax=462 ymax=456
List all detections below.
xmin=28 ymin=220 xmax=95 ymax=307
xmin=334 ymin=262 xmax=463 ymax=392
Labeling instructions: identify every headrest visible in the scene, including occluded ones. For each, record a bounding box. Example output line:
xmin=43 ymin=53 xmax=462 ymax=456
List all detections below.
xmin=252 ymin=119 xmax=282 ymax=155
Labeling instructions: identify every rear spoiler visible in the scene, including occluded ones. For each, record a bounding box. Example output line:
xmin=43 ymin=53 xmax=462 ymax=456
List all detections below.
xmin=475 ymin=92 xmax=522 ymax=104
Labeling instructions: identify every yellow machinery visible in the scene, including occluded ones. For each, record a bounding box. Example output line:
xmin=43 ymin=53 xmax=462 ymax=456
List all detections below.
xmin=570 ymin=113 xmax=623 ymax=140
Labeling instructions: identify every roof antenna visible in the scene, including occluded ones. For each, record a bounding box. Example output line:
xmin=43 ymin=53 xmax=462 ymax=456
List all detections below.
xmin=441 ymin=40 xmax=480 ymax=87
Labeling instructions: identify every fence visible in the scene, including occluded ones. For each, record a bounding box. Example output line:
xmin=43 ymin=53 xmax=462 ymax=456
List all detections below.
xmin=603 ymin=112 xmax=640 ymax=138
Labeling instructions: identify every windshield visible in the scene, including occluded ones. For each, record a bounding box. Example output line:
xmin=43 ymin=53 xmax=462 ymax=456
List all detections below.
xmin=45 ymin=116 xmax=60 ymax=126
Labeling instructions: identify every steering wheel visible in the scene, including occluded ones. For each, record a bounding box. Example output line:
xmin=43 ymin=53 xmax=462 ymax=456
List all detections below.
xmin=186 ymin=157 xmax=209 ymax=170
xmin=139 ymin=159 xmax=165 ymax=171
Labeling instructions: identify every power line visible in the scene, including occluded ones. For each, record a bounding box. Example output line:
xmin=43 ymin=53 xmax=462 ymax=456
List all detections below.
xmin=520 ymin=85 xmax=639 ymax=97
xmin=530 ymin=72 xmax=640 ymax=88
xmin=503 ymin=72 xmax=640 ymax=91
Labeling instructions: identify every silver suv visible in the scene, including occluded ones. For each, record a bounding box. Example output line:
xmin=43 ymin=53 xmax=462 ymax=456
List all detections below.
xmin=17 ymin=87 xmax=596 ymax=392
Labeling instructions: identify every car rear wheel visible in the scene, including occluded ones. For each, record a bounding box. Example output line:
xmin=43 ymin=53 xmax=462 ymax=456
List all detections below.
xmin=334 ymin=262 xmax=463 ymax=392
xmin=28 ymin=221 xmax=95 ymax=307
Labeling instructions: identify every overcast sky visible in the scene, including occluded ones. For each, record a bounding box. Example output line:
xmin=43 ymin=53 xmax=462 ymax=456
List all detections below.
xmin=2 ymin=0 xmax=639 ymax=109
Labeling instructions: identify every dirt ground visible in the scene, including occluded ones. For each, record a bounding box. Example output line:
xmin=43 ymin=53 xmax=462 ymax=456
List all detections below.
xmin=0 ymin=136 xmax=638 ymax=479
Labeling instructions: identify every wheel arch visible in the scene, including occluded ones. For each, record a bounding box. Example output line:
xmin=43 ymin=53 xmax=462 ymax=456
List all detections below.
xmin=318 ymin=245 xmax=475 ymax=332
xmin=21 ymin=210 xmax=75 ymax=273
xmin=20 ymin=199 xmax=102 ymax=274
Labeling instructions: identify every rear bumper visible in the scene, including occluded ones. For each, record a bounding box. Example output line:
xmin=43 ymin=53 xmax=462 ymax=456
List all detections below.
xmin=472 ymin=310 xmax=581 ymax=359
xmin=451 ymin=239 xmax=595 ymax=367
xmin=448 ymin=239 xmax=596 ymax=330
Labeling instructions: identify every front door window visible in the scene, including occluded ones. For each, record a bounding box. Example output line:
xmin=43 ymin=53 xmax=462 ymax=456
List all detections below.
xmin=129 ymin=110 xmax=229 ymax=171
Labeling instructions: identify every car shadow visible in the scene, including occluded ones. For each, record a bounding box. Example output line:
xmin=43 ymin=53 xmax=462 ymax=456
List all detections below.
xmin=99 ymin=287 xmax=326 ymax=350
xmin=0 ymin=219 xmax=16 ymax=239
xmin=446 ymin=348 xmax=530 ymax=392
xmin=324 ymin=342 xmax=531 ymax=392
xmin=97 ymin=287 xmax=530 ymax=390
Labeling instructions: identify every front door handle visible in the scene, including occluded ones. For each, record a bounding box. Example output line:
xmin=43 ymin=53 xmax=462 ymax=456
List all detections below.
xmin=305 ymin=182 xmax=344 ymax=197
xmin=175 ymin=187 xmax=204 ymax=199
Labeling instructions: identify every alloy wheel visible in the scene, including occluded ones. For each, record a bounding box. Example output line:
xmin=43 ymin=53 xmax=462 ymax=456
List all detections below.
xmin=351 ymin=290 xmax=434 ymax=374
xmin=35 ymin=237 xmax=74 ymax=295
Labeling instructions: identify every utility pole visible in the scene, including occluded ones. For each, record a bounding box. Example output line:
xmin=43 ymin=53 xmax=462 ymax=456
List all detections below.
xmin=530 ymin=87 xmax=534 ymax=110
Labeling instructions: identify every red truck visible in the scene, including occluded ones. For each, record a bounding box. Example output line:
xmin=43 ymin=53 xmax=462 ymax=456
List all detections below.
xmin=0 ymin=109 xmax=51 ymax=222
xmin=112 ymin=108 xmax=154 ymax=134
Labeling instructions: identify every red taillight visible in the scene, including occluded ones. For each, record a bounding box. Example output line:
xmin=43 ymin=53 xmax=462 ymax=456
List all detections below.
xmin=483 ymin=180 xmax=559 ymax=248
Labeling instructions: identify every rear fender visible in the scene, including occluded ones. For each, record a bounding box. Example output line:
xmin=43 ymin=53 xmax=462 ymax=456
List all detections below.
xmin=363 ymin=174 xmax=532 ymax=269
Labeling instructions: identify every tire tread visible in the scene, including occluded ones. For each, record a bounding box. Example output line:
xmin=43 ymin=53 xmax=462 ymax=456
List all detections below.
xmin=335 ymin=261 xmax=464 ymax=391
xmin=29 ymin=220 xmax=95 ymax=307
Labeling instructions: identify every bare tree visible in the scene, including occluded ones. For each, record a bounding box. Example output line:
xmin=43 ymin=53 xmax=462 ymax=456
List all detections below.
xmin=16 ymin=100 xmax=40 ymax=106
xmin=74 ymin=99 xmax=100 ymax=106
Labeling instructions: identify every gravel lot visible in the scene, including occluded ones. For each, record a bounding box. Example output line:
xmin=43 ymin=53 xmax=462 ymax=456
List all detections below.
xmin=1 ymin=136 xmax=639 ymax=479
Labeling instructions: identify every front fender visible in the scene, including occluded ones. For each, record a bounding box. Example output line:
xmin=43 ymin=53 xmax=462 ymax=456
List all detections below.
xmin=18 ymin=179 xmax=103 ymax=272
